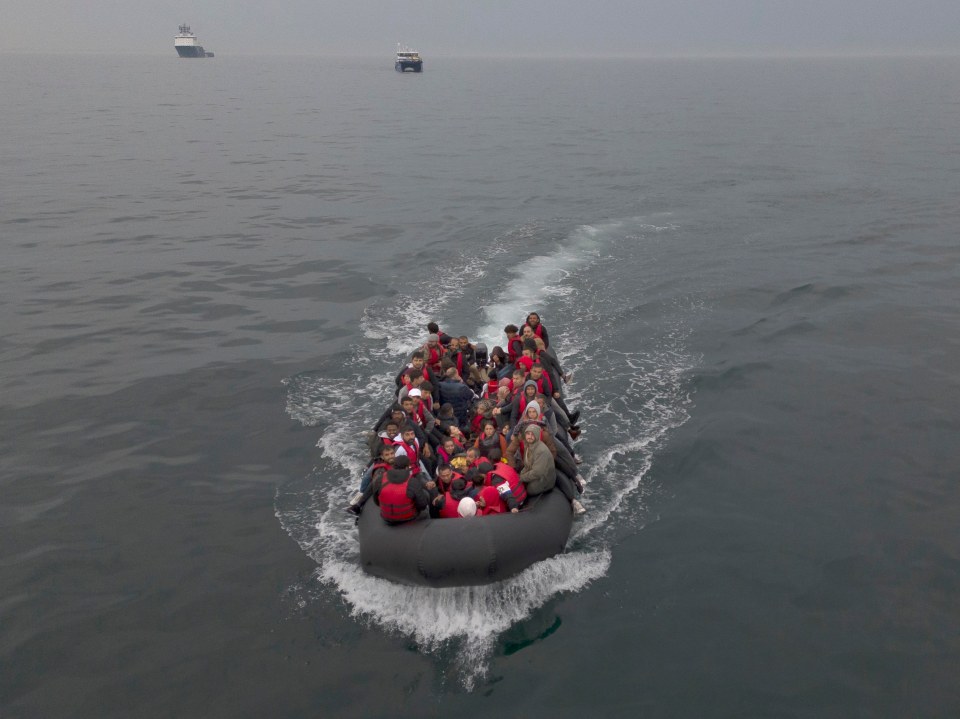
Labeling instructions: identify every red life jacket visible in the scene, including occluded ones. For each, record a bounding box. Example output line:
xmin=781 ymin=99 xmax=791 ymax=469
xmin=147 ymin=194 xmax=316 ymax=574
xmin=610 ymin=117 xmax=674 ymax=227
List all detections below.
xmin=487 ymin=463 xmax=527 ymax=505
xmin=485 ymin=378 xmax=499 ymax=398
xmin=438 ymin=491 xmax=463 ymax=519
xmin=435 ymin=470 xmax=463 ymax=493
xmin=532 ymin=374 xmax=553 ymax=395
xmin=424 ymin=344 xmax=444 ymax=371
xmin=477 ymin=485 xmax=507 ymax=515
xmin=379 ymin=480 xmax=417 ymax=522
xmin=450 ymin=351 xmax=464 ymax=375
xmin=506 ymin=336 xmax=523 ymax=364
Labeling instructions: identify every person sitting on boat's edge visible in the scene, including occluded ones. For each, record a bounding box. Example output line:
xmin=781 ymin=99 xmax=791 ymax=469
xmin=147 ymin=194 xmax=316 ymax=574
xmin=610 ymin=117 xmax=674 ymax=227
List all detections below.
xmin=519 ymin=426 xmax=556 ymax=497
xmin=426 ymin=321 xmax=453 ymax=347
xmin=375 ymin=455 xmax=434 ymax=524
xmin=422 ymin=333 xmax=446 ymax=374
xmin=519 ymin=425 xmax=585 ymax=515
xmin=523 ymin=312 xmax=550 ymax=348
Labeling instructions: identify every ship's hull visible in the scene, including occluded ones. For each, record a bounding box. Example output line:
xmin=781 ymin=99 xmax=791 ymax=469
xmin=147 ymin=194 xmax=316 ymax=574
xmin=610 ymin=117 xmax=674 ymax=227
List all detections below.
xmin=395 ymin=60 xmax=423 ymax=72
xmin=176 ymin=45 xmax=208 ymax=58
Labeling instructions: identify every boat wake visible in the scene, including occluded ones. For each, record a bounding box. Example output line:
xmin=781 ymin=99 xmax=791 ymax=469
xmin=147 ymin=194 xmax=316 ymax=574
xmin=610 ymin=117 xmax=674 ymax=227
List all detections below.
xmin=277 ymin=217 xmax=698 ymax=689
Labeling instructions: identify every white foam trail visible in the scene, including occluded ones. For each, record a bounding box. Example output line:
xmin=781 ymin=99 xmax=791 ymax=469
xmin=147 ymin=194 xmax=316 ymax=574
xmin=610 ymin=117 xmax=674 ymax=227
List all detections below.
xmin=277 ymin=216 xmax=698 ymax=689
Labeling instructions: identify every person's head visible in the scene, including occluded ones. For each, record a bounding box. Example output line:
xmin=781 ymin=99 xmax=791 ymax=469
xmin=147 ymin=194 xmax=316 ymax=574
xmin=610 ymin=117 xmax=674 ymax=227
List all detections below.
xmin=437 ymin=464 xmax=452 ymax=482
xmin=442 ymin=437 xmax=456 ymax=455
xmin=458 ymin=496 xmax=477 ymax=517
xmin=410 ymin=350 xmax=425 ymax=368
xmin=451 ymin=478 xmax=466 ymax=493
xmin=512 ymin=369 xmax=525 ymax=384
xmin=525 ymin=404 xmax=540 ymax=421
xmin=400 ymin=396 xmax=415 ymax=414
xmin=390 ymin=408 xmax=405 ymax=424
xmin=482 ymin=421 xmax=496 ymax=437
xmin=384 ymin=420 xmax=399 ymax=437
xmin=408 ymin=388 xmax=422 ymax=404
xmin=426 ymin=322 xmax=440 ymax=334
xmin=523 ymin=338 xmax=538 ymax=353
xmin=466 ymin=447 xmax=481 ymax=463
xmin=459 ymin=335 xmax=470 ymax=348
xmin=420 ymin=381 xmax=433 ymax=395
xmin=476 ymin=461 xmax=494 ymax=477
xmin=504 ymin=324 xmax=519 ymax=337
xmin=526 ymin=312 xmax=541 ymax=328
xmin=386 ymin=468 xmax=408 ymax=484
xmin=447 ymin=336 xmax=460 ymax=351
xmin=497 ymin=385 xmax=510 ymax=401
xmin=530 ymin=363 xmax=544 ymax=379
xmin=522 ymin=346 xmax=535 ymax=359
xmin=522 ymin=325 xmax=535 ymax=339
xmin=523 ymin=427 xmax=538 ymax=444
xmin=393 ymin=454 xmax=411 ymax=470
xmin=523 ymin=380 xmax=538 ymax=398
xmin=426 ymin=333 xmax=440 ymax=348
xmin=445 ymin=367 xmax=459 ymax=381
xmin=401 ymin=426 xmax=417 ymax=443
xmin=406 ymin=367 xmax=422 ymax=384
xmin=379 ymin=444 xmax=397 ymax=463
xmin=439 ymin=403 xmax=455 ymax=418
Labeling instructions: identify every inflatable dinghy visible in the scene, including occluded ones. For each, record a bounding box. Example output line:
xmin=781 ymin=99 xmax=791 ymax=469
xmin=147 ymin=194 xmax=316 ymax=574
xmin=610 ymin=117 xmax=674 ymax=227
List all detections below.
xmin=358 ymin=490 xmax=573 ymax=587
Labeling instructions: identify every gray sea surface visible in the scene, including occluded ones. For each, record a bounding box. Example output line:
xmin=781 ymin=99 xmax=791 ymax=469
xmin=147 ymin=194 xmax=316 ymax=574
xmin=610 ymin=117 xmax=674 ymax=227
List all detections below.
xmin=2 ymin=53 xmax=959 ymax=717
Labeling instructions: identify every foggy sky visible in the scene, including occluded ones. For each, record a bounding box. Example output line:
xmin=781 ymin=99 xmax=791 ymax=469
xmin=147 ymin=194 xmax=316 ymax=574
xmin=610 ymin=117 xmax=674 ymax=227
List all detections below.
xmin=2 ymin=0 xmax=959 ymax=57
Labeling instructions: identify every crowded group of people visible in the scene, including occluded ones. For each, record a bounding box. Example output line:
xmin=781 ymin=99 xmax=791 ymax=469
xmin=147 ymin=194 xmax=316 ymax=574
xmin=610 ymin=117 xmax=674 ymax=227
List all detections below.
xmin=347 ymin=313 xmax=587 ymax=522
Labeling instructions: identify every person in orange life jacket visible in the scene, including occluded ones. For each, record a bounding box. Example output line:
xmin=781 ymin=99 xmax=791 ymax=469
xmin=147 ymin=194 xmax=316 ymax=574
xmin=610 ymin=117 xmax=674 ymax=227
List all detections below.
xmin=523 ymin=312 xmax=550 ymax=348
xmin=475 ymin=418 xmax=508 ymax=459
xmin=421 ymin=333 xmax=446 ymax=373
xmin=426 ymin=321 xmax=453 ymax=347
xmin=431 ymin=476 xmax=472 ymax=518
xmin=375 ymin=456 xmax=434 ymax=524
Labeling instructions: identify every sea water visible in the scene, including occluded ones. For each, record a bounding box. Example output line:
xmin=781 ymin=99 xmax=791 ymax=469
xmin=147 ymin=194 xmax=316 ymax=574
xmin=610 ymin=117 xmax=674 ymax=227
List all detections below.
xmin=2 ymin=54 xmax=959 ymax=716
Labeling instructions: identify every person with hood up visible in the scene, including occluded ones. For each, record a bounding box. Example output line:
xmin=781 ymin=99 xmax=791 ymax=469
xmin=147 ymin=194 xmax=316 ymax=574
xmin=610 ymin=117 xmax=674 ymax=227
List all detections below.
xmin=519 ymin=426 xmax=556 ymax=496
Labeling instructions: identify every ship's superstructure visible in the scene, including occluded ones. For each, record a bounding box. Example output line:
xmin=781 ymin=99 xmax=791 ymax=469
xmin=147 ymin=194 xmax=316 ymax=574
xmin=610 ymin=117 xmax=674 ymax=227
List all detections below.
xmin=174 ymin=24 xmax=213 ymax=58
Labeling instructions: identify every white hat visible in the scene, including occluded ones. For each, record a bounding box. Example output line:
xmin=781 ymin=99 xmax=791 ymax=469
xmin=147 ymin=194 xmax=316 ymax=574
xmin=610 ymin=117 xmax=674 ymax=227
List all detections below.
xmin=457 ymin=497 xmax=477 ymax=517
xmin=408 ymin=388 xmax=421 ymax=397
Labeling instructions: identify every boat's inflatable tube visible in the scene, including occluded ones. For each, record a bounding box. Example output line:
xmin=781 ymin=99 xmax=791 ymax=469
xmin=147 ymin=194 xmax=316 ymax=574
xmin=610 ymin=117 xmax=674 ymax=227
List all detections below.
xmin=358 ymin=490 xmax=573 ymax=587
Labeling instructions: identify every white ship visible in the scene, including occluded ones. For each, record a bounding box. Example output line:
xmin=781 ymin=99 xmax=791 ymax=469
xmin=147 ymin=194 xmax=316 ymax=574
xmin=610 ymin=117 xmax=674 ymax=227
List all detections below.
xmin=174 ymin=24 xmax=213 ymax=58
xmin=395 ymin=44 xmax=423 ymax=72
